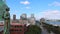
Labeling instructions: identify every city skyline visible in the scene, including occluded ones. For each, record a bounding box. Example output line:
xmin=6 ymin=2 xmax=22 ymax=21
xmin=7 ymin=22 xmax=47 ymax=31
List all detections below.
xmin=6 ymin=0 xmax=60 ymax=19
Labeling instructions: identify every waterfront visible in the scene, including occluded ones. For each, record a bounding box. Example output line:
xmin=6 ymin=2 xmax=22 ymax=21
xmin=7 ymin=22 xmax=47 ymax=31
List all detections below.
xmin=46 ymin=21 xmax=60 ymax=26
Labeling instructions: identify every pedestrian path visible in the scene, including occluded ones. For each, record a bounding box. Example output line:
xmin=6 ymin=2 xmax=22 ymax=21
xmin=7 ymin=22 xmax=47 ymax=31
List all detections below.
xmin=40 ymin=24 xmax=55 ymax=34
xmin=40 ymin=25 xmax=49 ymax=34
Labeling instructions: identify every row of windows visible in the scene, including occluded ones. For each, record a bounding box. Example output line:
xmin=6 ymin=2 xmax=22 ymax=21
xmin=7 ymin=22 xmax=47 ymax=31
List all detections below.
xmin=11 ymin=26 xmax=23 ymax=28
xmin=10 ymin=29 xmax=22 ymax=32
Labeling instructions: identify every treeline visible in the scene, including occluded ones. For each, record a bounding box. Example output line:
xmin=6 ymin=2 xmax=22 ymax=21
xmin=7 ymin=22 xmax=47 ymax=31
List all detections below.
xmin=25 ymin=25 xmax=42 ymax=34
xmin=42 ymin=22 xmax=60 ymax=34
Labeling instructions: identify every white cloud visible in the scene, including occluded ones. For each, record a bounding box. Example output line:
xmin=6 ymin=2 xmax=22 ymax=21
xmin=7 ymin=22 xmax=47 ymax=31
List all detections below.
xmin=35 ymin=10 xmax=60 ymax=20
xmin=26 ymin=6 xmax=31 ymax=9
xmin=42 ymin=10 xmax=60 ymax=15
xmin=48 ymin=1 xmax=60 ymax=6
xmin=20 ymin=1 xmax=30 ymax=5
xmin=20 ymin=6 xmax=31 ymax=9
xmin=43 ymin=10 xmax=60 ymax=19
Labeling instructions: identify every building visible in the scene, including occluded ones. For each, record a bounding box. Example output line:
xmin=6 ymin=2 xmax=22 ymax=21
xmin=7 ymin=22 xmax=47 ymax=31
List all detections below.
xmin=40 ymin=18 xmax=46 ymax=26
xmin=12 ymin=15 xmax=20 ymax=23
xmin=19 ymin=14 xmax=28 ymax=24
xmin=21 ymin=14 xmax=27 ymax=19
xmin=35 ymin=20 xmax=40 ymax=26
xmin=28 ymin=14 xmax=36 ymax=25
xmin=0 ymin=0 xmax=27 ymax=34
xmin=31 ymin=14 xmax=34 ymax=18
xmin=13 ymin=14 xmax=16 ymax=20
xmin=40 ymin=18 xmax=45 ymax=23
xmin=0 ymin=23 xmax=27 ymax=34
xmin=10 ymin=23 xmax=26 ymax=34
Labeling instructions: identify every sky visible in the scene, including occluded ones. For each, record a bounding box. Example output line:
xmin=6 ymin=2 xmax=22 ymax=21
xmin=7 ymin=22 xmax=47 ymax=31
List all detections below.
xmin=6 ymin=0 xmax=60 ymax=20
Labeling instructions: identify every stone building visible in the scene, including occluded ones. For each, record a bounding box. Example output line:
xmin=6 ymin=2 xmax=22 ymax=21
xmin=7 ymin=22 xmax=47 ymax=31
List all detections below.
xmin=19 ymin=14 xmax=28 ymax=24
xmin=28 ymin=14 xmax=36 ymax=25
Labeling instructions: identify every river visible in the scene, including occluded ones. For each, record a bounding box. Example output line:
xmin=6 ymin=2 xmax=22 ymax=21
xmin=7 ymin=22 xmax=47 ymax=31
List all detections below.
xmin=46 ymin=21 xmax=60 ymax=26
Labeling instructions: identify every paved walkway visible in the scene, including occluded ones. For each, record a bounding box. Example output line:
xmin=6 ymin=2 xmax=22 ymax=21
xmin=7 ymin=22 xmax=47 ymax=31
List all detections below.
xmin=40 ymin=25 xmax=49 ymax=34
xmin=40 ymin=24 xmax=55 ymax=34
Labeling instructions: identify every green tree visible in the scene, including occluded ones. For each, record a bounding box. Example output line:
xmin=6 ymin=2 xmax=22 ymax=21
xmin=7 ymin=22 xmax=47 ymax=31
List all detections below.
xmin=25 ymin=25 xmax=42 ymax=34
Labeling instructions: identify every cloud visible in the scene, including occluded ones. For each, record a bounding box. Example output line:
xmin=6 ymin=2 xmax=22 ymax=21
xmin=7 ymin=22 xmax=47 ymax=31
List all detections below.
xmin=42 ymin=10 xmax=60 ymax=19
xmin=48 ymin=1 xmax=60 ymax=6
xmin=20 ymin=6 xmax=31 ymax=9
xmin=42 ymin=10 xmax=60 ymax=15
xmin=35 ymin=10 xmax=60 ymax=19
xmin=26 ymin=6 xmax=31 ymax=9
xmin=20 ymin=1 xmax=30 ymax=5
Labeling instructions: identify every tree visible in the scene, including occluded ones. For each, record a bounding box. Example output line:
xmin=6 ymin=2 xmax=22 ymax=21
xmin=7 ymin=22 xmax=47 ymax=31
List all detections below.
xmin=25 ymin=25 xmax=42 ymax=34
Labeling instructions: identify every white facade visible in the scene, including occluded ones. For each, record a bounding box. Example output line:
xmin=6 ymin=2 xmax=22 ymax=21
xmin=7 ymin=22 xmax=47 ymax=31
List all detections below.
xmin=21 ymin=14 xmax=27 ymax=19
xmin=28 ymin=14 xmax=36 ymax=25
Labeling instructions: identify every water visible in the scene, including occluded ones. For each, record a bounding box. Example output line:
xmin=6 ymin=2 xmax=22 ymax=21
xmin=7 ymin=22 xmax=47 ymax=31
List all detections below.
xmin=46 ymin=21 xmax=60 ymax=26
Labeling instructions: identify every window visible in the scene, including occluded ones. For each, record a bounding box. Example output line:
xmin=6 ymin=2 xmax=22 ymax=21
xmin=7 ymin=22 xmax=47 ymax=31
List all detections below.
xmin=10 ymin=30 xmax=14 ymax=32
xmin=20 ymin=26 xmax=22 ymax=28
xmin=20 ymin=29 xmax=22 ymax=32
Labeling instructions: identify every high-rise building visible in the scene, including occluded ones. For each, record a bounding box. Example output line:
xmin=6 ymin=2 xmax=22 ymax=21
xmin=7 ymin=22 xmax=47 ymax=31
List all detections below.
xmin=40 ymin=18 xmax=45 ymax=23
xmin=29 ymin=14 xmax=35 ymax=25
xmin=20 ymin=13 xmax=27 ymax=20
xmin=13 ymin=14 xmax=16 ymax=20
xmin=21 ymin=14 xmax=27 ymax=20
xmin=31 ymin=14 xmax=34 ymax=18
xmin=20 ymin=13 xmax=28 ymax=24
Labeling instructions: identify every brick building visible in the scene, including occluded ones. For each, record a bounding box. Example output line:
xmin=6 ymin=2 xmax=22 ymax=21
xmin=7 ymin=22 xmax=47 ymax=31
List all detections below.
xmin=0 ymin=22 xmax=27 ymax=34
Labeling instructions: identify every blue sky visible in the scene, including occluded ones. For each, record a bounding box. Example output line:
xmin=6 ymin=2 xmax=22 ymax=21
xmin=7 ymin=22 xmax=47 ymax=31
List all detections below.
xmin=6 ymin=0 xmax=60 ymax=19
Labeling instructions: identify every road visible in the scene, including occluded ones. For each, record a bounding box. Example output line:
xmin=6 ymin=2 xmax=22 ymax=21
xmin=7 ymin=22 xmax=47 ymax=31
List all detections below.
xmin=40 ymin=23 xmax=55 ymax=34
